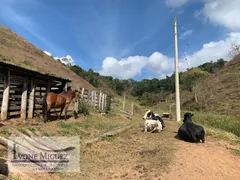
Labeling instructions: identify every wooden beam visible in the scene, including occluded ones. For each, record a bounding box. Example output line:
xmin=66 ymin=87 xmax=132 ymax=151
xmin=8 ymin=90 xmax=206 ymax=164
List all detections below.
xmin=115 ymin=108 xmax=132 ymax=115
xmin=1 ymin=71 xmax=10 ymax=120
xmin=28 ymin=78 xmax=35 ymax=119
xmin=20 ymin=81 xmax=28 ymax=120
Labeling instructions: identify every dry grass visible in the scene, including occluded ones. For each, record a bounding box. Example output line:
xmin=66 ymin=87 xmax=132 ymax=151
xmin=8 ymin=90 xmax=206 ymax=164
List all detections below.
xmin=57 ymin=116 xmax=178 ymax=180
xmin=181 ymin=63 xmax=240 ymax=118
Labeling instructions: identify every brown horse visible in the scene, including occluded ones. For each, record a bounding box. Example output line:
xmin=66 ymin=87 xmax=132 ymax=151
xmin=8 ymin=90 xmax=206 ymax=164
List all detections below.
xmin=42 ymin=90 xmax=79 ymax=123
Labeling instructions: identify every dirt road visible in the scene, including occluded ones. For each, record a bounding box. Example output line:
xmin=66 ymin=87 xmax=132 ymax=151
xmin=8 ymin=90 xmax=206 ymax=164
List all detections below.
xmin=60 ymin=117 xmax=240 ymax=180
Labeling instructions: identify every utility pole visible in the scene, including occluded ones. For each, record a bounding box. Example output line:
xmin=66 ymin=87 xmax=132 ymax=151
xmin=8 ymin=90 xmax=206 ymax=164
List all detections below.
xmin=174 ymin=17 xmax=181 ymax=122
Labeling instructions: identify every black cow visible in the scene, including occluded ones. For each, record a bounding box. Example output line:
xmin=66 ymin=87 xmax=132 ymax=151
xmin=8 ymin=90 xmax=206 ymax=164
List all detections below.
xmin=178 ymin=112 xmax=205 ymax=143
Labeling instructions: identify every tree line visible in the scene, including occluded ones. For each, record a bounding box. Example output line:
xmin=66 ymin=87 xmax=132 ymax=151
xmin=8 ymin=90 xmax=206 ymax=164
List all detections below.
xmin=59 ymin=58 xmax=227 ymax=106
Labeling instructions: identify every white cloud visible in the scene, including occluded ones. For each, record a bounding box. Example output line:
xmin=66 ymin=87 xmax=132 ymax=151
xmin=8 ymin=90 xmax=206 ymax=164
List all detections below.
xmin=179 ymin=32 xmax=240 ymax=71
xmin=165 ymin=0 xmax=189 ymax=8
xmin=99 ymin=32 xmax=240 ymax=79
xmin=147 ymin=52 xmax=174 ymax=79
xmin=198 ymin=0 xmax=240 ymax=31
xmin=99 ymin=52 xmax=174 ymax=79
xmin=43 ymin=50 xmax=51 ymax=56
xmin=179 ymin=30 xmax=193 ymax=40
xmin=54 ymin=55 xmax=75 ymax=65
xmin=99 ymin=56 xmax=148 ymax=79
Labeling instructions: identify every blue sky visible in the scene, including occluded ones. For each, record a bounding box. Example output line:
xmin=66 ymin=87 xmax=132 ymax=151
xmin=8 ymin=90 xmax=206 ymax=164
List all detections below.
xmin=0 ymin=0 xmax=240 ymax=81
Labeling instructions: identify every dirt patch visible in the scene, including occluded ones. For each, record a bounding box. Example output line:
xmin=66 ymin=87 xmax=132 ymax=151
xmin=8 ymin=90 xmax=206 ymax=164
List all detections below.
xmin=158 ymin=139 xmax=240 ymax=180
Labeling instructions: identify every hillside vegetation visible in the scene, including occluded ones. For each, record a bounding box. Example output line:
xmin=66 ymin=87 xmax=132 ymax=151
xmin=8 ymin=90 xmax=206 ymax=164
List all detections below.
xmin=183 ymin=60 xmax=240 ymax=117
xmin=67 ymin=54 xmax=239 ymax=119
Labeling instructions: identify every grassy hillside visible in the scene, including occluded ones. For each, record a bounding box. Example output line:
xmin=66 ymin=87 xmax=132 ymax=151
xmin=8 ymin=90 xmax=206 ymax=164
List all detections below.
xmin=0 ymin=25 xmax=96 ymax=91
xmin=182 ymin=58 xmax=240 ymax=117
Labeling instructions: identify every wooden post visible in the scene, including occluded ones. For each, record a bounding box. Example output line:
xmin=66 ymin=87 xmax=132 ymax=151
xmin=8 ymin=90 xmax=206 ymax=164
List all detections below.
xmin=104 ymin=95 xmax=107 ymax=109
xmin=28 ymin=78 xmax=35 ymax=119
xmin=91 ymin=91 xmax=94 ymax=108
xmin=98 ymin=91 xmax=102 ymax=110
xmin=81 ymin=88 xmax=85 ymax=99
xmin=64 ymin=83 xmax=68 ymax=91
xmin=101 ymin=94 xmax=105 ymax=111
xmin=123 ymin=93 xmax=125 ymax=111
xmin=88 ymin=90 xmax=92 ymax=105
xmin=93 ymin=91 xmax=96 ymax=109
xmin=1 ymin=71 xmax=10 ymax=120
xmin=74 ymin=99 xmax=78 ymax=114
xmin=20 ymin=81 xmax=28 ymax=120
xmin=90 ymin=91 xmax=94 ymax=107
xmin=131 ymin=103 xmax=134 ymax=115
xmin=46 ymin=80 xmax=51 ymax=93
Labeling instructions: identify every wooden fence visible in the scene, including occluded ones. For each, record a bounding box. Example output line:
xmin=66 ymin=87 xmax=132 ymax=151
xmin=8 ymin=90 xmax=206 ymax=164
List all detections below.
xmin=77 ymin=87 xmax=108 ymax=111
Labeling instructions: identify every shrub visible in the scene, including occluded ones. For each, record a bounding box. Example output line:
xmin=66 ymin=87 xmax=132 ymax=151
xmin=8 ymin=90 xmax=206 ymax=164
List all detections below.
xmin=105 ymin=98 xmax=111 ymax=114
xmin=78 ymin=99 xmax=90 ymax=115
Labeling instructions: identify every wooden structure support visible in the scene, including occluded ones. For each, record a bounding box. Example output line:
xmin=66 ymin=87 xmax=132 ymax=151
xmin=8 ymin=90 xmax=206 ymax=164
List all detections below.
xmin=0 ymin=61 xmax=71 ymax=120
xmin=0 ymin=61 xmax=110 ymax=121
xmin=1 ymin=71 xmax=10 ymax=120
xmin=20 ymin=81 xmax=28 ymax=119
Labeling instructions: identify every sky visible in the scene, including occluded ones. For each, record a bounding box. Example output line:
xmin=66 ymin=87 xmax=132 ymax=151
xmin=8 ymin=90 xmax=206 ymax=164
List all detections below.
xmin=0 ymin=0 xmax=240 ymax=81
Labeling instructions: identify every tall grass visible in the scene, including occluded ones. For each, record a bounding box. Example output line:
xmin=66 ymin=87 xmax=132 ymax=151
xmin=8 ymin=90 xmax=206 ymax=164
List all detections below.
xmin=189 ymin=111 xmax=240 ymax=137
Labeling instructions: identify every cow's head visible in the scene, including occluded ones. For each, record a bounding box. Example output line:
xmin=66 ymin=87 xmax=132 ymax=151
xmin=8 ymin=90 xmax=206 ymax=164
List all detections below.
xmin=143 ymin=109 xmax=154 ymax=120
xmin=183 ymin=112 xmax=194 ymax=123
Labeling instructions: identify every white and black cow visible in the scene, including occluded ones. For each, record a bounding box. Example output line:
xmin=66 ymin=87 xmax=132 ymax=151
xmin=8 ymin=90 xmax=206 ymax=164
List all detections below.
xmin=178 ymin=112 xmax=205 ymax=143
xmin=142 ymin=110 xmax=165 ymax=133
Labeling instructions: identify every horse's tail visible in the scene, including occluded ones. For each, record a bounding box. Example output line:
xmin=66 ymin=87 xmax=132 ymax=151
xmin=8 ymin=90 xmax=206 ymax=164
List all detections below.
xmin=42 ymin=94 xmax=48 ymax=122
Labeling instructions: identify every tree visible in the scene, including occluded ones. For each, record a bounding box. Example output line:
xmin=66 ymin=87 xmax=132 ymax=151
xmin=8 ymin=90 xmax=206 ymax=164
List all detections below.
xmin=180 ymin=68 xmax=210 ymax=92
xmin=198 ymin=59 xmax=227 ymax=74
xmin=229 ymin=43 xmax=240 ymax=58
